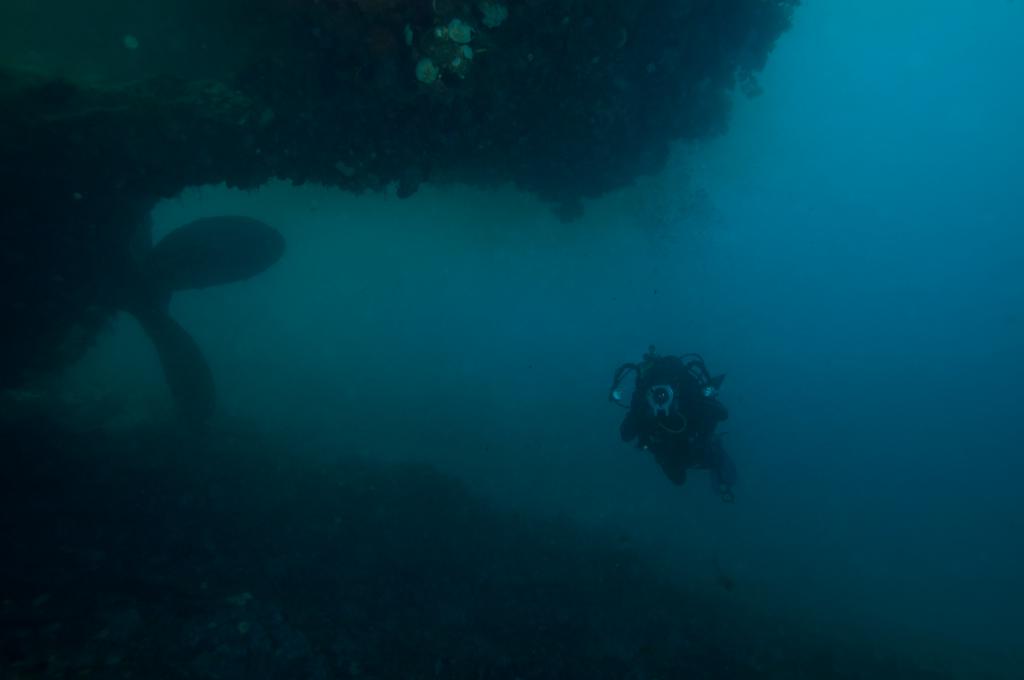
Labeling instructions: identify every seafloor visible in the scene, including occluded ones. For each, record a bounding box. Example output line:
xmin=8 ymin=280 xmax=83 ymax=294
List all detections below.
xmin=2 ymin=419 xmax=949 ymax=679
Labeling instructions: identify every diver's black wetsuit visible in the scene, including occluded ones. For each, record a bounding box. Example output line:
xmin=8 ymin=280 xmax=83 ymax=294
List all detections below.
xmin=616 ymin=352 xmax=736 ymax=500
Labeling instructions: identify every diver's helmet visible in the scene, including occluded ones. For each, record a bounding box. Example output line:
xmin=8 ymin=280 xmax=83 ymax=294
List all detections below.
xmin=646 ymin=384 xmax=675 ymax=417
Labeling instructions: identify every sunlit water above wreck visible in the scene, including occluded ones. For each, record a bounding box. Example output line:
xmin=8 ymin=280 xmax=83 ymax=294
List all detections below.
xmin=22 ymin=0 xmax=1024 ymax=676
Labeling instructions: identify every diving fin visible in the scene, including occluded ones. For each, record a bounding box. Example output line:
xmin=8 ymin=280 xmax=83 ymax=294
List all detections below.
xmin=130 ymin=305 xmax=216 ymax=426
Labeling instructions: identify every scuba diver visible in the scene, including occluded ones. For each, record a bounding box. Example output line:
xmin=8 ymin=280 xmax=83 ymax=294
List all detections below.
xmin=609 ymin=346 xmax=737 ymax=502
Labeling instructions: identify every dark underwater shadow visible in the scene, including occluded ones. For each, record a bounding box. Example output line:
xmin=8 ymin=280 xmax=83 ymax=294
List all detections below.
xmin=0 ymin=419 xmax=966 ymax=679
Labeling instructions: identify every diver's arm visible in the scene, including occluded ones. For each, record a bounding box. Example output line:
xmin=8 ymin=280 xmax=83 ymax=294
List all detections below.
xmin=620 ymin=410 xmax=639 ymax=442
xmin=703 ymin=398 xmax=729 ymax=423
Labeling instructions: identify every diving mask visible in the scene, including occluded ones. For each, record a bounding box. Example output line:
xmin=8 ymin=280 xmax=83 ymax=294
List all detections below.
xmin=647 ymin=384 xmax=674 ymax=417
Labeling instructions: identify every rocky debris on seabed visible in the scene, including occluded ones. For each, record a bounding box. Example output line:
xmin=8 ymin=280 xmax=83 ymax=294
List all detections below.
xmin=1 ymin=420 xmax=954 ymax=679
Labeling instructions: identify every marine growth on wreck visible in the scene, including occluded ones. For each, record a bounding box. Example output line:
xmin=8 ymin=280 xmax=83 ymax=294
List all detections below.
xmin=0 ymin=0 xmax=797 ymax=406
